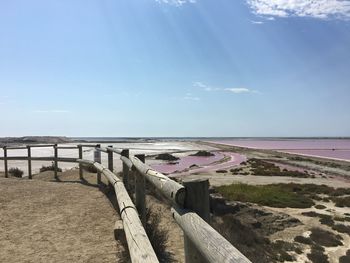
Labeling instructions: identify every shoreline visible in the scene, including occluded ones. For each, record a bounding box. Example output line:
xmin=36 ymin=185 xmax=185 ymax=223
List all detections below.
xmin=204 ymin=140 xmax=350 ymax=163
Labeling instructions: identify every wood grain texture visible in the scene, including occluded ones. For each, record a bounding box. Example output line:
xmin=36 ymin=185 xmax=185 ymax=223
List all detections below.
xmin=27 ymin=146 xmax=32 ymax=179
xmin=54 ymin=144 xmax=58 ymax=180
xmin=135 ymin=154 xmax=146 ymax=226
xmin=77 ymin=159 xmax=159 ymax=263
xmin=121 ymin=149 xmax=130 ymax=191
xmin=183 ymin=179 xmax=210 ymax=263
xmin=78 ymin=145 xmax=83 ymax=180
xmin=171 ymin=207 xmax=251 ymax=263
xmin=3 ymin=147 xmax=8 ymax=178
xmin=131 ymin=156 xmax=185 ymax=207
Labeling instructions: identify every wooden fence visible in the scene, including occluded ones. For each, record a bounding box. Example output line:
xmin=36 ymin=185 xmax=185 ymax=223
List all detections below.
xmin=0 ymin=144 xmax=251 ymax=263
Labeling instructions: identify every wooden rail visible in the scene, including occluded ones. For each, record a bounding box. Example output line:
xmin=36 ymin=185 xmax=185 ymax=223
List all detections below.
xmin=1 ymin=144 xmax=251 ymax=263
xmin=78 ymin=159 xmax=159 ymax=263
xmin=117 ymin=148 xmax=251 ymax=263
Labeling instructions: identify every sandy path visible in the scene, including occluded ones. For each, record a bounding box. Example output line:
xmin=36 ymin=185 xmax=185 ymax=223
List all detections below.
xmin=0 ymin=171 xmax=123 ymax=263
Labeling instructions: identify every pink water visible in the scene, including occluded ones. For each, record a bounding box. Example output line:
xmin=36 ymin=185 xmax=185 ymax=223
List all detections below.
xmin=212 ymin=139 xmax=350 ymax=161
xmin=151 ymin=152 xmax=247 ymax=175
xmin=151 ymin=152 xmax=225 ymax=174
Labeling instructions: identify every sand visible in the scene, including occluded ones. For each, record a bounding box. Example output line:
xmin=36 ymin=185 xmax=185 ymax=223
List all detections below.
xmin=0 ymin=170 xmax=123 ymax=263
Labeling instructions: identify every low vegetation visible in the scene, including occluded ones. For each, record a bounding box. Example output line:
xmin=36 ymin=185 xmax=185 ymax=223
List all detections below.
xmin=155 ymin=153 xmax=179 ymax=161
xmin=294 ymin=228 xmax=341 ymax=263
xmin=340 ymin=250 xmax=350 ymax=263
xmin=190 ymin=150 xmax=214 ymax=157
xmin=216 ymin=183 xmax=314 ymax=208
xmin=307 ymin=246 xmax=329 ymax=263
xmin=290 ymin=156 xmax=350 ymax=171
xmin=333 ymin=196 xmax=350 ymax=208
xmin=39 ymin=162 xmax=62 ymax=173
xmin=9 ymin=167 xmax=23 ymax=178
xmin=212 ymin=214 xmax=301 ymax=262
xmin=314 ymin=204 xmax=326 ymax=209
xmin=309 ymin=228 xmax=343 ymax=247
xmin=247 ymin=159 xmax=310 ymax=178
xmin=83 ymin=165 xmax=97 ymax=173
xmin=145 ymin=207 xmax=173 ymax=262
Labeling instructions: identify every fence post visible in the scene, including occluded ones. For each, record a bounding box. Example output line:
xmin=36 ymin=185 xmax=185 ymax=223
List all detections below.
xmin=121 ymin=149 xmax=130 ymax=190
xmin=183 ymin=179 xmax=210 ymax=263
xmin=78 ymin=145 xmax=83 ymax=180
xmin=54 ymin=144 xmax=58 ymax=180
xmin=27 ymin=146 xmax=32 ymax=179
xmin=3 ymin=146 xmax=8 ymax=178
xmin=135 ymin=154 xmax=146 ymax=226
xmin=94 ymin=144 xmax=102 ymax=186
xmin=107 ymin=145 xmax=114 ymax=190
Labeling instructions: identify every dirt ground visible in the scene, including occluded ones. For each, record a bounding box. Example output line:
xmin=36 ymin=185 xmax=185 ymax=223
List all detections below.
xmin=0 ymin=170 xmax=124 ymax=263
xmin=0 ymin=169 xmax=185 ymax=263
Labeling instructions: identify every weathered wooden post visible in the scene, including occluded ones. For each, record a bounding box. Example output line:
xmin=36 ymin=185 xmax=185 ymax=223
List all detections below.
xmin=107 ymin=145 xmax=114 ymax=172
xmin=183 ymin=179 xmax=210 ymax=263
xmin=3 ymin=146 xmax=8 ymax=178
xmin=135 ymin=154 xmax=146 ymax=226
xmin=94 ymin=144 xmax=102 ymax=186
xmin=78 ymin=145 xmax=83 ymax=180
xmin=54 ymin=144 xmax=58 ymax=180
xmin=27 ymin=146 xmax=32 ymax=179
xmin=121 ymin=149 xmax=130 ymax=190
xmin=107 ymin=145 xmax=114 ymax=190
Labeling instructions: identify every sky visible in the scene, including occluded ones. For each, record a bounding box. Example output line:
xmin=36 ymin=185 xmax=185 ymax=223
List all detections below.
xmin=0 ymin=0 xmax=350 ymax=137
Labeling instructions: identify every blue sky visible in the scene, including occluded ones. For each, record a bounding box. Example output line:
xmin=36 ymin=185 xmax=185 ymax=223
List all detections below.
xmin=0 ymin=0 xmax=349 ymax=137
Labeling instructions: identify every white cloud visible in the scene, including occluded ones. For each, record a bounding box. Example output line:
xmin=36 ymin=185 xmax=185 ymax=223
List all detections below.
xmin=251 ymin=20 xmax=264 ymax=24
xmin=247 ymin=0 xmax=350 ymax=20
xmin=156 ymin=0 xmax=196 ymax=6
xmin=224 ymin=88 xmax=252 ymax=94
xmin=194 ymin=82 xmax=258 ymax=94
xmin=193 ymin=82 xmax=207 ymax=88
xmin=193 ymin=82 xmax=220 ymax=91
xmin=33 ymin=110 xmax=70 ymax=113
xmin=183 ymin=93 xmax=200 ymax=101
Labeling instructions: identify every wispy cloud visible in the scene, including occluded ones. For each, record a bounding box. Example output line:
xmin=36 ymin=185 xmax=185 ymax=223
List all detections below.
xmin=193 ymin=82 xmax=220 ymax=91
xmin=247 ymin=0 xmax=350 ymax=20
xmin=224 ymin=88 xmax=259 ymax=94
xmin=183 ymin=93 xmax=200 ymax=101
xmin=194 ymin=82 xmax=258 ymax=94
xmin=33 ymin=110 xmax=70 ymax=113
xmin=156 ymin=0 xmax=196 ymax=6
xmin=251 ymin=20 xmax=264 ymax=24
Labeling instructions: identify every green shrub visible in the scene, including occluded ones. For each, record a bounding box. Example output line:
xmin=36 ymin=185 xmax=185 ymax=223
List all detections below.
xmin=9 ymin=167 xmax=23 ymax=178
xmin=40 ymin=162 xmax=62 ymax=173
xmin=216 ymin=183 xmax=314 ymax=208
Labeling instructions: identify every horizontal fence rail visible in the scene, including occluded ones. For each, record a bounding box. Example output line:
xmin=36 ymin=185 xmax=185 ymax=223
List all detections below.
xmin=78 ymin=159 xmax=159 ymax=263
xmin=0 ymin=157 xmax=78 ymax=163
xmin=172 ymin=207 xmax=249 ymax=263
xmin=1 ymin=144 xmax=251 ymax=263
